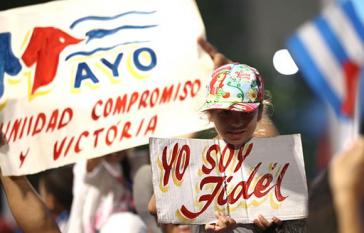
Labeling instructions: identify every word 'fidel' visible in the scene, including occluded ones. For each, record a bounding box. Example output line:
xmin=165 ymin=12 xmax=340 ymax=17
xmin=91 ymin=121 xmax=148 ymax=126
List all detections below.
xmin=158 ymin=142 xmax=289 ymax=220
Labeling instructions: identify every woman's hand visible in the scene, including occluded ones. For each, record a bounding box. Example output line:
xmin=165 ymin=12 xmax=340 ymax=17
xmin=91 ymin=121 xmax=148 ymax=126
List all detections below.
xmin=253 ymin=215 xmax=282 ymax=231
xmin=205 ymin=211 xmax=236 ymax=232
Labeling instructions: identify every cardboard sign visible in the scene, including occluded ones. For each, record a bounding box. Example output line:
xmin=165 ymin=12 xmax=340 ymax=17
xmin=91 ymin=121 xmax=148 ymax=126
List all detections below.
xmin=0 ymin=0 xmax=213 ymax=175
xmin=150 ymin=135 xmax=308 ymax=224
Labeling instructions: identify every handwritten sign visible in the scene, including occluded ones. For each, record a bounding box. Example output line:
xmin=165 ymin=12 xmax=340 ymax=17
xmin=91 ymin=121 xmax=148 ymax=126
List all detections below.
xmin=0 ymin=0 xmax=213 ymax=175
xmin=150 ymin=135 xmax=307 ymax=224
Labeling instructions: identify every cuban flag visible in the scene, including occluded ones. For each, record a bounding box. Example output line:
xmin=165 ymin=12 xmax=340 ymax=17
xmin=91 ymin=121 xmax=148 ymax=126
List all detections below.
xmin=287 ymin=0 xmax=364 ymax=162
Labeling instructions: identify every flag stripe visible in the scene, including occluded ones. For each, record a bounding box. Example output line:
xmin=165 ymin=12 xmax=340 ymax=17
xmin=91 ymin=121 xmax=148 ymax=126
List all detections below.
xmin=342 ymin=1 xmax=364 ymax=43
xmin=287 ymin=34 xmax=342 ymax=116
xmin=314 ymin=16 xmax=348 ymax=64
xmin=323 ymin=2 xmax=364 ymax=65
xmin=298 ymin=23 xmax=345 ymax=99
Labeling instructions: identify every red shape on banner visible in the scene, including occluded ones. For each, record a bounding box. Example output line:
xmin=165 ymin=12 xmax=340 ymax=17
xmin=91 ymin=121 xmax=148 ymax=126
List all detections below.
xmin=19 ymin=148 xmax=29 ymax=168
xmin=22 ymin=27 xmax=82 ymax=94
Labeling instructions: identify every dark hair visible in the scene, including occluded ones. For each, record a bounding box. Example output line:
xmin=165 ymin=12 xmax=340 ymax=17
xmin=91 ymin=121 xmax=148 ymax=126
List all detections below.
xmin=39 ymin=165 xmax=74 ymax=211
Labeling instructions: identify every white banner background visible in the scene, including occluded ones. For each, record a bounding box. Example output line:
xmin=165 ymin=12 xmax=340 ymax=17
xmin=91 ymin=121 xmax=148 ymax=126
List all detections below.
xmin=0 ymin=0 xmax=213 ymax=175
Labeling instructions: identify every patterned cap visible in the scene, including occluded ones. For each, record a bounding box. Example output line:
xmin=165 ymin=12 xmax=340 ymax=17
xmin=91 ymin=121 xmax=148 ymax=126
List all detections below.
xmin=201 ymin=63 xmax=264 ymax=112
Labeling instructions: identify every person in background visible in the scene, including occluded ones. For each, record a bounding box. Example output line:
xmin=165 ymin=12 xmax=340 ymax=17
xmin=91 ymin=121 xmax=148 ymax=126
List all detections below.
xmin=133 ymin=164 xmax=163 ymax=233
xmin=0 ymin=134 xmax=60 ymax=233
xmin=0 ymin=172 xmax=60 ymax=233
xmin=329 ymin=136 xmax=364 ymax=233
xmin=308 ymin=135 xmax=364 ymax=233
xmin=38 ymin=165 xmax=74 ymax=233
xmin=67 ymin=150 xmax=137 ymax=233
xmin=0 ymin=133 xmax=145 ymax=233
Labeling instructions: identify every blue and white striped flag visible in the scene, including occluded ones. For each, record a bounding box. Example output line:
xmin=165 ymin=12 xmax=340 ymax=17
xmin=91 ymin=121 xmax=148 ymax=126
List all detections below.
xmin=287 ymin=0 xmax=364 ymax=119
xmin=287 ymin=0 xmax=364 ymax=160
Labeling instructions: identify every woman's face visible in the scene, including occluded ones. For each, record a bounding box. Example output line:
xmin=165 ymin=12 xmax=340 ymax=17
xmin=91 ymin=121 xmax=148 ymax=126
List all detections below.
xmin=210 ymin=109 xmax=260 ymax=147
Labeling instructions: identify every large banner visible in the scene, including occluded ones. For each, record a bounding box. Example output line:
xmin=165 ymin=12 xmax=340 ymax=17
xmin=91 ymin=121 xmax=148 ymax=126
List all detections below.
xmin=0 ymin=0 xmax=213 ymax=175
xmin=150 ymin=135 xmax=307 ymax=224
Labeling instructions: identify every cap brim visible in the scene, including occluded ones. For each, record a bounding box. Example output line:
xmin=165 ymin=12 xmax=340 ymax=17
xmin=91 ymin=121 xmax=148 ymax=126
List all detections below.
xmin=201 ymin=102 xmax=260 ymax=112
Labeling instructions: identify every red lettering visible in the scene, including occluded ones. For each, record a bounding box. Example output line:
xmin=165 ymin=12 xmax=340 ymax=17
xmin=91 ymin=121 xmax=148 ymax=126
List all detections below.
xmin=104 ymin=98 xmax=113 ymax=117
xmin=179 ymin=81 xmax=191 ymax=101
xmin=64 ymin=136 xmax=74 ymax=157
xmin=138 ymin=90 xmax=149 ymax=109
xmin=242 ymin=162 xmax=261 ymax=199
xmin=27 ymin=116 xmax=33 ymax=136
xmin=136 ymin=118 xmax=144 ymax=136
xmin=175 ymin=144 xmax=190 ymax=181
xmin=75 ymin=131 xmax=89 ymax=153
xmin=161 ymin=143 xmax=178 ymax=186
xmin=9 ymin=118 xmax=21 ymax=142
xmin=219 ymin=144 xmax=234 ymax=173
xmin=105 ymin=125 xmax=117 ymax=146
xmin=160 ymin=85 xmax=174 ymax=104
xmin=127 ymin=92 xmax=139 ymax=112
xmin=54 ymin=137 xmax=67 ymax=160
xmin=150 ymin=88 xmax=159 ymax=107
xmin=93 ymin=128 xmax=104 ymax=147
xmin=253 ymin=174 xmax=274 ymax=198
xmin=274 ymin=163 xmax=289 ymax=201
xmin=174 ymin=83 xmax=181 ymax=101
xmin=226 ymin=162 xmax=262 ymax=205
xmin=202 ymin=144 xmax=218 ymax=175
xmin=229 ymin=180 xmax=244 ymax=204
xmin=144 ymin=115 xmax=157 ymax=135
xmin=32 ymin=112 xmax=46 ymax=136
xmin=46 ymin=109 xmax=58 ymax=132
xmin=234 ymin=143 xmax=253 ymax=172
xmin=120 ymin=122 xmax=132 ymax=140
xmin=19 ymin=148 xmax=29 ymax=168
xmin=191 ymin=79 xmax=201 ymax=97
xmin=217 ymin=176 xmax=233 ymax=205
xmin=161 ymin=143 xmax=191 ymax=188
xmin=19 ymin=117 xmax=28 ymax=140
xmin=180 ymin=176 xmax=225 ymax=219
xmin=113 ymin=94 xmax=127 ymax=115
xmin=58 ymin=107 xmax=73 ymax=129
xmin=91 ymin=99 xmax=103 ymax=120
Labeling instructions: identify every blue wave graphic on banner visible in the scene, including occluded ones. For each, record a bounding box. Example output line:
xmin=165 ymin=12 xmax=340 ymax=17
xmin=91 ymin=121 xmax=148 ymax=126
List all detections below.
xmin=65 ymin=40 xmax=149 ymax=60
xmin=70 ymin=10 xmax=157 ymax=29
xmin=86 ymin=24 xmax=157 ymax=43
